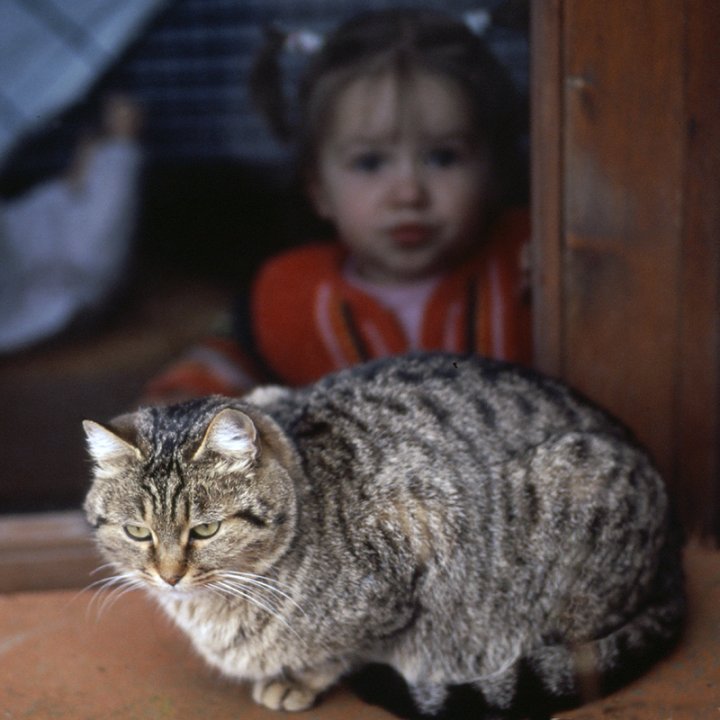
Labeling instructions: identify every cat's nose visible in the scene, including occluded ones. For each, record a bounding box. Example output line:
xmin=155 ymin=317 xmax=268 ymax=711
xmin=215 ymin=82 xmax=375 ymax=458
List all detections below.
xmin=162 ymin=573 xmax=184 ymax=587
xmin=158 ymin=568 xmax=186 ymax=586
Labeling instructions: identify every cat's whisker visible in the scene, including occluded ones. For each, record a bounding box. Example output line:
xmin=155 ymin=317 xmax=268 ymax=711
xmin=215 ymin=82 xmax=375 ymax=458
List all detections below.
xmin=97 ymin=579 xmax=145 ymax=618
xmin=88 ymin=573 xmax=144 ymax=621
xmin=219 ymin=570 xmax=297 ymax=597
xmin=204 ymin=584 xmax=228 ymax=602
xmin=219 ymin=577 xmax=294 ymax=619
xmin=84 ymin=573 xmax=128 ymax=593
xmin=88 ymin=579 xmax=129 ymax=619
xmin=66 ymin=570 xmax=118 ymax=610
xmin=213 ymin=580 xmax=282 ymax=615
xmin=219 ymin=571 xmax=307 ymax=617
xmin=89 ymin=562 xmax=117 ymax=577
xmin=211 ymin=581 xmax=305 ymax=645
xmin=221 ymin=570 xmax=293 ymax=591
xmin=95 ymin=581 xmax=145 ymax=620
xmin=80 ymin=572 xmax=133 ymax=615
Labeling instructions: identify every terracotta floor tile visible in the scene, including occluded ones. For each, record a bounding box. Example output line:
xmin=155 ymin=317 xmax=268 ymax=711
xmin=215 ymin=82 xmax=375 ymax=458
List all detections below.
xmin=1 ymin=544 xmax=718 ymax=719
xmin=556 ymin=542 xmax=720 ymax=720
xmin=0 ymin=587 xmax=392 ymax=719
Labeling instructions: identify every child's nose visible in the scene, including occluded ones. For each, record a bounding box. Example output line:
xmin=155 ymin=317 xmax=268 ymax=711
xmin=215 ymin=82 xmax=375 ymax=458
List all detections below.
xmin=389 ymin=161 xmax=428 ymax=207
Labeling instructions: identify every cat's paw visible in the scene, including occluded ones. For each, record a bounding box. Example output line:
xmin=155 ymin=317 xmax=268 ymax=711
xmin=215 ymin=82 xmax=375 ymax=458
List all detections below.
xmin=251 ymin=678 xmax=318 ymax=712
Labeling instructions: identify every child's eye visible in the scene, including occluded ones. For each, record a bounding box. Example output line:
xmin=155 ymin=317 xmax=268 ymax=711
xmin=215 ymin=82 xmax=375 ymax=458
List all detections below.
xmin=349 ymin=151 xmax=386 ymax=173
xmin=424 ymin=147 xmax=462 ymax=168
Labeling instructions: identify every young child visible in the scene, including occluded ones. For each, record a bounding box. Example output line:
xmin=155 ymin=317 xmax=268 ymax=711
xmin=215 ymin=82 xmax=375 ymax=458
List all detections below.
xmin=145 ymin=8 xmax=531 ymax=400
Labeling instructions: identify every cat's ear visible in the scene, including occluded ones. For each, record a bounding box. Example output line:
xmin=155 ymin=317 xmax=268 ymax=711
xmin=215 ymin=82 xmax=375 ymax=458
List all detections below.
xmin=83 ymin=416 xmax=142 ymax=468
xmin=193 ymin=408 xmax=259 ymax=470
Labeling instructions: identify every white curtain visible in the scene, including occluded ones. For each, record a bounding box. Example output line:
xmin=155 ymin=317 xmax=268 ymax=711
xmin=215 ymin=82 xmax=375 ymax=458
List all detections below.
xmin=0 ymin=0 xmax=170 ymax=165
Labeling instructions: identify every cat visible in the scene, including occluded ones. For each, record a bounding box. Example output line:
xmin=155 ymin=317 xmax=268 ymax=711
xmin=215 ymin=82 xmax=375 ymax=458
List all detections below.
xmin=83 ymin=352 xmax=685 ymax=719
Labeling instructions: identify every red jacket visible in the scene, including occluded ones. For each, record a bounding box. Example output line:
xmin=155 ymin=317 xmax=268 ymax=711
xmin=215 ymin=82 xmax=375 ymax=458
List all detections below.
xmin=145 ymin=208 xmax=531 ymax=398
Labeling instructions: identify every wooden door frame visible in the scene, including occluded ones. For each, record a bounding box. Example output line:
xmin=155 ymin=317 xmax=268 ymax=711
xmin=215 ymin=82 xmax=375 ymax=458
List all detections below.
xmin=531 ymin=0 xmax=720 ymax=540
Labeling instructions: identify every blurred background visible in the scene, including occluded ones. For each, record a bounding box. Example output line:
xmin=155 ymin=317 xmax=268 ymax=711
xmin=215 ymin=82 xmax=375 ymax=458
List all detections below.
xmin=1 ymin=0 xmax=529 ymax=282
xmin=0 ymin=0 xmax=529 ymax=513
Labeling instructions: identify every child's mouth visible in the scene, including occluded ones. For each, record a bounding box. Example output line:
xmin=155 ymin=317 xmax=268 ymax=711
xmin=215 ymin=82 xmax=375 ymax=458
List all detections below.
xmin=388 ymin=224 xmax=433 ymax=247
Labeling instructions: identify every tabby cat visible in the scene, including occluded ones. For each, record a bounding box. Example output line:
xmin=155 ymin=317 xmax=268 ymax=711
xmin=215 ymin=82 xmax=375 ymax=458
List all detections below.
xmin=83 ymin=353 xmax=685 ymax=718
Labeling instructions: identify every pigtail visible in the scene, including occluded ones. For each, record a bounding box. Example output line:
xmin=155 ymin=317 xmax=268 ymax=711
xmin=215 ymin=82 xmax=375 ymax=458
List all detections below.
xmin=249 ymin=25 xmax=292 ymax=142
xmin=252 ymin=7 xmax=527 ymax=196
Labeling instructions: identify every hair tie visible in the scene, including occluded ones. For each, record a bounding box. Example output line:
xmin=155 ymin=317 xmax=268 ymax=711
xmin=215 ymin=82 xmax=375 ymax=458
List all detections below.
xmin=281 ymin=9 xmax=493 ymax=58
xmin=463 ymin=9 xmax=492 ymax=36
xmin=284 ymin=29 xmax=324 ymax=56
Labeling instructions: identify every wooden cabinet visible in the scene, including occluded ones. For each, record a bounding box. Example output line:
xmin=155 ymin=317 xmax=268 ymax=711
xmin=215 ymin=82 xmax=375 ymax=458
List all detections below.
xmin=531 ymin=0 xmax=720 ymax=540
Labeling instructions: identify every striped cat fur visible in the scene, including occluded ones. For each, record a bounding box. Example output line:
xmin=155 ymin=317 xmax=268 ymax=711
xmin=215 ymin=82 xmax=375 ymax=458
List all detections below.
xmin=83 ymin=353 xmax=685 ymax=718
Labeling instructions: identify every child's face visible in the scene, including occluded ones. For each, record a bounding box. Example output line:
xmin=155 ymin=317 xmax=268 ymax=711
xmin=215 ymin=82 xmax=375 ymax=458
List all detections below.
xmin=309 ymin=71 xmax=492 ymax=283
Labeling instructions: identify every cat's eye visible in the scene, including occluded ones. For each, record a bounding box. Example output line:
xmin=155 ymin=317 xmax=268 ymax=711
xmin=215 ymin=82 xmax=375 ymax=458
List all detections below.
xmin=124 ymin=524 xmax=152 ymax=541
xmin=190 ymin=521 xmax=221 ymax=539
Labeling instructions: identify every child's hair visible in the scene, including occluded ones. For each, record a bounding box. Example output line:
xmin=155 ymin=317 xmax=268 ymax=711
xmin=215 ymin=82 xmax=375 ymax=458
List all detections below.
xmin=251 ymin=8 xmax=526 ymax=205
